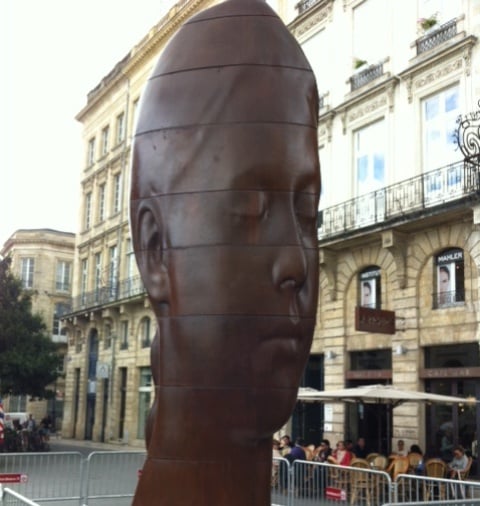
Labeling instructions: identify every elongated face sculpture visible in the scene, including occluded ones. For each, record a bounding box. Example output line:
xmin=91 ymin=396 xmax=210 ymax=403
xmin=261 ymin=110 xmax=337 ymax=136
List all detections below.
xmin=130 ymin=0 xmax=320 ymax=504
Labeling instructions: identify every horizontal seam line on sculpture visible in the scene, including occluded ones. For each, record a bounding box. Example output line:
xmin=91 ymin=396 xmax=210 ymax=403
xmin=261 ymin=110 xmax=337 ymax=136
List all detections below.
xmin=185 ymin=14 xmax=279 ymax=25
xmin=132 ymin=189 xmax=319 ymax=200
xmin=135 ymin=244 xmax=319 ymax=251
xmin=149 ymin=63 xmax=313 ymax=79
xmin=135 ymin=122 xmax=317 ymax=137
xmin=154 ymin=314 xmax=316 ymax=319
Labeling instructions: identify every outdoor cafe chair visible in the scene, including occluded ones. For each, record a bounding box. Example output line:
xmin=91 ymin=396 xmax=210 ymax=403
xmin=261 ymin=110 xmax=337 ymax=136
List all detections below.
xmin=407 ymin=452 xmax=423 ymax=473
xmin=349 ymin=458 xmax=372 ymax=506
xmin=423 ymin=458 xmax=447 ymax=501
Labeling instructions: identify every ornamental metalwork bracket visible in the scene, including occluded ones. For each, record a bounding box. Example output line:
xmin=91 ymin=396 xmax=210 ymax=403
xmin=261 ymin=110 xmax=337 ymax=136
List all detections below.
xmin=456 ymin=100 xmax=480 ymax=167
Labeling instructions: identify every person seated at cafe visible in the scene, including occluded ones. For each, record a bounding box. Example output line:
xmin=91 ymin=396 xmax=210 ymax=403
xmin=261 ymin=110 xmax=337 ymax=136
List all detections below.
xmin=279 ymin=435 xmax=293 ymax=456
xmin=285 ymin=437 xmax=306 ymax=463
xmin=409 ymin=444 xmax=423 ymax=455
xmin=352 ymin=437 xmax=369 ymax=459
xmin=331 ymin=440 xmax=353 ymax=466
xmin=447 ymin=446 xmax=469 ymax=478
xmin=314 ymin=439 xmax=332 ymax=462
xmin=391 ymin=439 xmax=407 ymax=456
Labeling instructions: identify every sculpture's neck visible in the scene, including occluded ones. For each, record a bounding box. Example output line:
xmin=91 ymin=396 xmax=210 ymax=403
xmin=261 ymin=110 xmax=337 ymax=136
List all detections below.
xmin=134 ymin=433 xmax=273 ymax=506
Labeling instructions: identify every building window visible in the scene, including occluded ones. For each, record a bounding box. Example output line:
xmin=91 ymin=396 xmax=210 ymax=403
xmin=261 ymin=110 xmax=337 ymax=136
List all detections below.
xmin=75 ymin=330 xmax=83 ymax=354
xmin=85 ymin=192 xmax=92 ymax=230
xmin=20 ymin=257 xmax=35 ymax=289
xmin=52 ymin=302 xmax=71 ymax=336
xmin=354 ymin=120 xmax=386 ymax=226
xmin=353 ymin=0 xmax=387 ymax=66
xmin=113 ymin=173 xmax=122 ymax=214
xmin=359 ymin=266 xmax=381 ymax=309
xmin=104 ymin=323 xmax=112 ymax=350
xmin=87 ymin=137 xmax=96 ymax=166
xmin=137 ymin=367 xmax=152 ymax=439
xmin=116 ymin=112 xmax=125 ymax=144
xmin=98 ymin=184 xmax=106 ymax=222
xmin=132 ymin=98 xmax=140 ymax=132
xmin=120 ymin=321 xmax=129 ymax=350
xmin=81 ymin=258 xmax=88 ymax=305
xmin=140 ymin=317 xmax=151 ymax=348
xmin=94 ymin=252 xmax=102 ymax=302
xmin=355 ymin=120 xmax=386 ymax=196
xmin=422 ymin=85 xmax=460 ymax=173
xmin=434 ymin=248 xmax=465 ymax=308
xmin=418 ymin=0 xmax=462 ymax=27
xmin=108 ymin=245 xmax=118 ymax=299
xmin=56 ymin=260 xmax=71 ymax=292
xmin=101 ymin=126 xmax=109 ymax=156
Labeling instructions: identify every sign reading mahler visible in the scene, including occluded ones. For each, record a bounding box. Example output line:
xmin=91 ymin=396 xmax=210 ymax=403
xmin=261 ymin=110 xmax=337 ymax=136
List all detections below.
xmin=436 ymin=249 xmax=463 ymax=305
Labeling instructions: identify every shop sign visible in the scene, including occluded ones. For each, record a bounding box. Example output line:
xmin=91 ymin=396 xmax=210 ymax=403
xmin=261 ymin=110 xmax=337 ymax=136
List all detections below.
xmin=355 ymin=306 xmax=395 ymax=334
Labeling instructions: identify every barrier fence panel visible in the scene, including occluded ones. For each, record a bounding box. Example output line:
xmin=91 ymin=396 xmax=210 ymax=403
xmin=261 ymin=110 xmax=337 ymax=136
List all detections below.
xmin=0 ymin=485 xmax=41 ymax=506
xmin=290 ymin=460 xmax=392 ymax=506
xmin=395 ymin=473 xmax=480 ymax=504
xmin=0 ymin=452 xmax=83 ymax=505
xmin=82 ymin=451 xmax=146 ymax=505
xmin=271 ymin=457 xmax=291 ymax=506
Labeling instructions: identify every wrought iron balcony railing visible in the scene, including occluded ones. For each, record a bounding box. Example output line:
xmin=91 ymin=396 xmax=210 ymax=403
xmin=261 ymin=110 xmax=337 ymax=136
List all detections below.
xmin=432 ymin=289 xmax=465 ymax=309
xmin=416 ymin=18 xmax=457 ymax=55
xmin=318 ymin=160 xmax=480 ymax=240
xmin=71 ymin=275 xmax=146 ymax=313
xmin=350 ymin=62 xmax=384 ymax=92
xmin=296 ymin=0 xmax=322 ymax=15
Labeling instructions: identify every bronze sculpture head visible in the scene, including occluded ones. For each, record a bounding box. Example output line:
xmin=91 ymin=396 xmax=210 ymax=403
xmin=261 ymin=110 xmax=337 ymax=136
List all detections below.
xmin=130 ymin=0 xmax=320 ymax=503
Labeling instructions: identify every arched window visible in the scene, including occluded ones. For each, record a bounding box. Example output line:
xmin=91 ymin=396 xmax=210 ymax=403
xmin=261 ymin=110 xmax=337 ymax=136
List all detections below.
xmin=359 ymin=266 xmax=381 ymax=309
xmin=434 ymin=248 xmax=465 ymax=308
xmin=140 ymin=317 xmax=151 ymax=348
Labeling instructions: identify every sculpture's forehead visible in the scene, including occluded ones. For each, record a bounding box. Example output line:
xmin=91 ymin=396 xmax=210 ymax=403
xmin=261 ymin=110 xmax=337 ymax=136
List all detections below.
xmin=131 ymin=124 xmax=319 ymax=198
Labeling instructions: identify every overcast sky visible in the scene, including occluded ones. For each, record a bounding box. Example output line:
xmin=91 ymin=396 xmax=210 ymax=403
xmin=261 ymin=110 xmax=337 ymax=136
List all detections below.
xmin=0 ymin=0 xmax=176 ymax=247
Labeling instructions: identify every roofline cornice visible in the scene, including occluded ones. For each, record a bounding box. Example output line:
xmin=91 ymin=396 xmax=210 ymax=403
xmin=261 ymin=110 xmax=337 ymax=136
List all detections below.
xmin=76 ymin=0 xmax=211 ymax=122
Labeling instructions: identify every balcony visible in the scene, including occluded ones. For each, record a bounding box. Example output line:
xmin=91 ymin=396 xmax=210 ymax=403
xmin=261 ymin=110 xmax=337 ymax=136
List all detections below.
xmin=318 ymin=160 xmax=480 ymax=240
xmin=416 ymin=19 xmax=457 ymax=55
xmin=432 ymin=289 xmax=465 ymax=309
xmin=296 ymin=0 xmax=322 ymax=15
xmin=71 ymin=275 xmax=146 ymax=313
xmin=349 ymin=62 xmax=384 ymax=92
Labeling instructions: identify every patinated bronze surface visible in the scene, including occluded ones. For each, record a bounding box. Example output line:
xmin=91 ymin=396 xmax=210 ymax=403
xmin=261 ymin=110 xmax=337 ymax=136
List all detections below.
xmin=130 ymin=0 xmax=320 ymax=504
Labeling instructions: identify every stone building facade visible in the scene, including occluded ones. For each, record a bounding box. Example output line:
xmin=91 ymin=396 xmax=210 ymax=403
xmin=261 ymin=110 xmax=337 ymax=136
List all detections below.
xmin=62 ymin=0 xmax=480 ymax=460
xmin=289 ymin=0 xmax=480 ymax=460
xmin=0 ymin=229 xmax=75 ymax=426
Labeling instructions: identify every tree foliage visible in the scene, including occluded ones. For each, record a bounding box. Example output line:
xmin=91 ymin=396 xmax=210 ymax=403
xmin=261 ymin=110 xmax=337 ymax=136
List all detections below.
xmin=0 ymin=257 xmax=62 ymax=397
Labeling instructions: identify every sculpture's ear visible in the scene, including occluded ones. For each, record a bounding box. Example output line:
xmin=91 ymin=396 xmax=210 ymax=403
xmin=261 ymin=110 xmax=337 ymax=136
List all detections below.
xmin=135 ymin=208 xmax=170 ymax=307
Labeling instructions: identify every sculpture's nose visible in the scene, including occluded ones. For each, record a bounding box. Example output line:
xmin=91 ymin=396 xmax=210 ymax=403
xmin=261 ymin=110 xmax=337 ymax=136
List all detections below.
xmin=272 ymin=243 xmax=308 ymax=293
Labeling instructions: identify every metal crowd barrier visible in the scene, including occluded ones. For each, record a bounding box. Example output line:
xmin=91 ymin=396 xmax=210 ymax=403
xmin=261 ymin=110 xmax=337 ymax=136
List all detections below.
xmin=0 ymin=452 xmax=84 ymax=505
xmin=272 ymin=458 xmax=480 ymax=506
xmin=0 ymin=485 xmax=41 ymax=506
xmin=2 ymin=452 xmax=480 ymax=505
xmin=394 ymin=473 xmax=480 ymax=504
xmin=83 ymin=451 xmax=146 ymax=505
xmin=0 ymin=451 xmax=146 ymax=505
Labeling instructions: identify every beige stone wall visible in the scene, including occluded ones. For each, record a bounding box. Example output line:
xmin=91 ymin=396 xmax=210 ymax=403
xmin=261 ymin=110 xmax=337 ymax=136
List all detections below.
xmin=0 ymin=229 xmax=75 ymax=423
xmin=316 ymin=216 xmax=480 ymax=448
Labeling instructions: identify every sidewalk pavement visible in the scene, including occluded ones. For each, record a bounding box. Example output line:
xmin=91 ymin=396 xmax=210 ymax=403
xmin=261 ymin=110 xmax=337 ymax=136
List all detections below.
xmin=50 ymin=435 xmax=146 ymax=452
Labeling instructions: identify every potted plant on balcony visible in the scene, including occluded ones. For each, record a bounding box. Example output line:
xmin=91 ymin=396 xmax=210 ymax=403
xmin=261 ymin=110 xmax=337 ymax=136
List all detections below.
xmin=418 ymin=13 xmax=438 ymax=35
xmin=353 ymin=58 xmax=368 ymax=73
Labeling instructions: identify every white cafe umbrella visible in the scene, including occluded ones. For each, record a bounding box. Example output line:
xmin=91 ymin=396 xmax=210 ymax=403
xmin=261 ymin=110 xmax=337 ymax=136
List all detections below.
xmin=297 ymin=384 xmax=472 ymax=407
xmin=297 ymin=384 xmax=476 ymax=452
